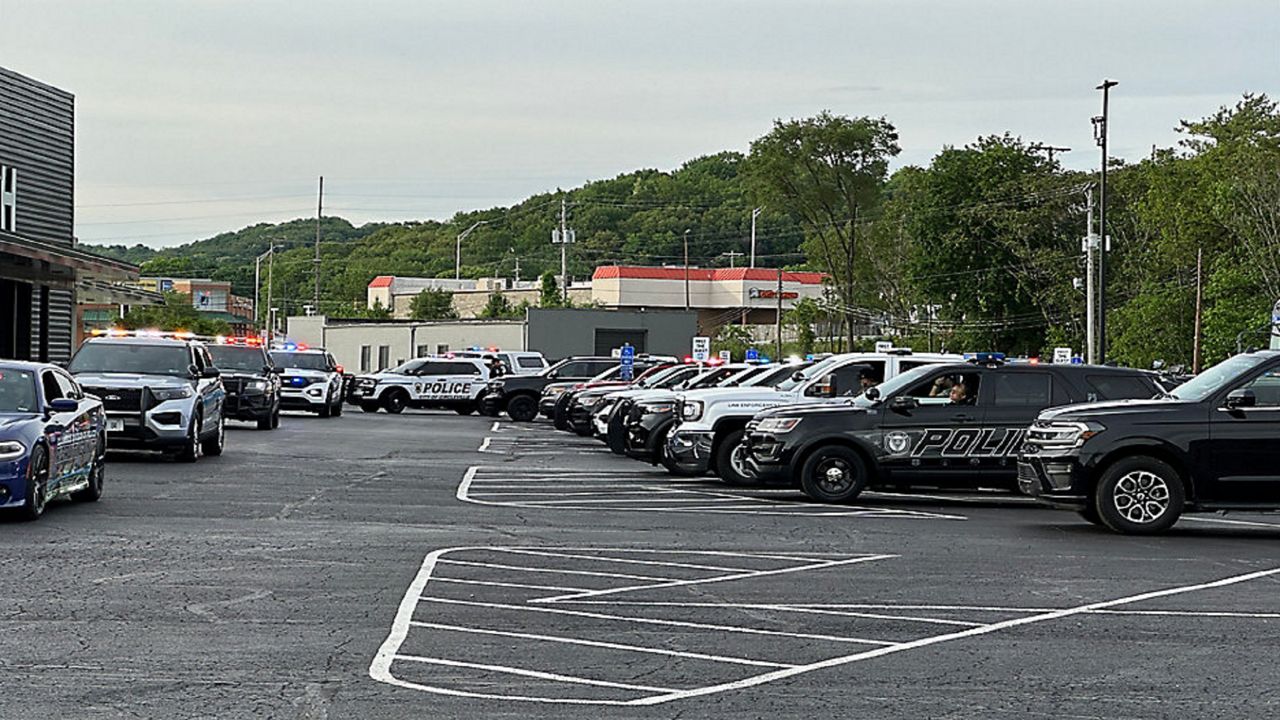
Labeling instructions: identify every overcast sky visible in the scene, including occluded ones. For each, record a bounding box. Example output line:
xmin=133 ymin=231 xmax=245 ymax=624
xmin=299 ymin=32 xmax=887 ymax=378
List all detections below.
xmin=1 ymin=0 xmax=1276 ymax=248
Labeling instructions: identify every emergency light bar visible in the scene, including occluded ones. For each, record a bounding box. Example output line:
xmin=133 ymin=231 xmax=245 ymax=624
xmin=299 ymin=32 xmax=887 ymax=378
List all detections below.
xmin=90 ymin=328 xmax=198 ymax=340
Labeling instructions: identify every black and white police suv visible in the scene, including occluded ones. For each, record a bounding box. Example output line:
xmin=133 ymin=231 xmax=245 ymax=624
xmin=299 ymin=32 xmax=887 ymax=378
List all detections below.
xmin=743 ymin=356 xmax=1164 ymax=503
xmin=350 ymin=357 xmax=490 ymax=414
xmin=207 ymin=337 xmax=281 ymax=430
xmin=269 ymin=344 xmax=345 ymax=417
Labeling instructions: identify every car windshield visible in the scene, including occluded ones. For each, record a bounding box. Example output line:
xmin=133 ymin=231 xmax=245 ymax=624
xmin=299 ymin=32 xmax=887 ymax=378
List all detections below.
xmin=851 ymin=364 xmax=941 ymax=407
xmin=774 ymin=355 xmax=844 ymax=392
xmin=69 ymin=342 xmax=192 ymax=377
xmin=0 ymin=369 xmax=38 ymax=413
xmin=1171 ymin=354 xmax=1272 ymax=401
xmin=750 ymin=363 xmax=812 ymax=388
xmin=208 ymin=345 xmax=268 ymax=372
xmin=636 ymin=365 xmax=681 ymax=388
xmin=720 ymin=367 xmax=765 ymax=386
xmin=270 ymin=351 xmax=331 ymax=371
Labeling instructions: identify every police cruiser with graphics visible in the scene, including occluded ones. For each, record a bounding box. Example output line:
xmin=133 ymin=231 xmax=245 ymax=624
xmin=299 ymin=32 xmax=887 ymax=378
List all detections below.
xmin=1020 ymin=350 xmax=1280 ymax=534
xmin=351 ymin=356 xmax=490 ymax=414
xmin=743 ymin=355 xmax=1163 ymax=502
xmin=69 ymin=331 xmax=227 ymax=461
xmin=668 ymin=350 xmax=960 ymax=484
xmin=207 ymin=336 xmax=281 ymax=430
xmin=269 ymin=343 xmax=345 ymax=417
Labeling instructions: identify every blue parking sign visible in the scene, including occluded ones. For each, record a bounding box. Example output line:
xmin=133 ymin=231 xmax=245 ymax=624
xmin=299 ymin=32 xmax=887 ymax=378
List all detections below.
xmin=745 ymin=347 xmax=759 ymax=362
xmin=620 ymin=344 xmax=635 ymax=381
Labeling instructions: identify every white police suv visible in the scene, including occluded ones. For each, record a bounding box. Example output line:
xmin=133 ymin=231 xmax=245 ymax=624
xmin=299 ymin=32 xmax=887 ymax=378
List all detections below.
xmin=269 ymin=344 xmax=346 ymax=417
xmin=350 ymin=357 xmax=490 ymax=414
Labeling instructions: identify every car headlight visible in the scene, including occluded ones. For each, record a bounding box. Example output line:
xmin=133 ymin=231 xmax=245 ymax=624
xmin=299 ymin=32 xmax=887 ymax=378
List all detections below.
xmin=681 ymin=400 xmax=704 ymax=421
xmin=1027 ymin=420 xmax=1104 ymax=448
xmin=639 ymin=402 xmax=675 ymax=414
xmin=151 ymin=386 xmax=194 ymax=401
xmin=247 ymin=380 xmax=268 ymax=392
xmin=755 ymin=417 xmax=802 ymax=434
xmin=543 ymin=386 xmax=566 ymax=398
xmin=0 ymin=440 xmax=25 ymax=461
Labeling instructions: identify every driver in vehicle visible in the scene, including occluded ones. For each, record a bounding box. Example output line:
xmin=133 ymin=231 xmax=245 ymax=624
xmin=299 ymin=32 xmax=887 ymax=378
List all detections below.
xmin=949 ymin=380 xmax=975 ymax=405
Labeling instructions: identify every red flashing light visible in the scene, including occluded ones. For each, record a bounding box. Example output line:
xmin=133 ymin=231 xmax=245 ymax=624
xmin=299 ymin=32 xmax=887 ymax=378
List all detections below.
xmin=683 ymin=355 xmax=694 ymax=363
xmin=335 ymin=364 xmax=344 ymax=373
xmin=1028 ymin=357 xmax=1041 ymax=365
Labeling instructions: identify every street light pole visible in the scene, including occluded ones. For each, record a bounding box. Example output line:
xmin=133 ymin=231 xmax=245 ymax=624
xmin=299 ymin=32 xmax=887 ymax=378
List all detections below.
xmin=455 ymin=220 xmax=489 ymax=280
xmin=255 ymin=242 xmax=281 ymax=337
xmin=1094 ymin=78 xmax=1117 ymax=363
xmin=750 ymin=207 xmax=762 ymax=268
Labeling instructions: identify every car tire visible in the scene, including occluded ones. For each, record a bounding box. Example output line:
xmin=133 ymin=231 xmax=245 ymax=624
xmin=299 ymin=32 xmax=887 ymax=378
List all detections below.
xmin=18 ymin=444 xmax=50 ymax=521
xmin=714 ymin=430 xmax=759 ymax=486
xmin=553 ymin=404 xmax=571 ymax=431
xmin=1094 ymin=456 xmax=1185 ymax=535
xmin=360 ymin=401 xmax=381 ymax=413
xmin=383 ymin=389 xmax=409 ymax=415
xmin=257 ymin=412 xmax=273 ymax=430
xmin=270 ymin=407 xmax=281 ymax=429
xmin=73 ymin=436 xmax=106 ymax=502
xmin=799 ymin=445 xmax=870 ymax=503
xmin=177 ymin=413 xmax=202 ymax=463
xmin=506 ymin=395 xmax=538 ymax=422
xmin=202 ymin=415 xmax=225 ymax=456
xmin=332 ymin=396 xmax=343 ymax=417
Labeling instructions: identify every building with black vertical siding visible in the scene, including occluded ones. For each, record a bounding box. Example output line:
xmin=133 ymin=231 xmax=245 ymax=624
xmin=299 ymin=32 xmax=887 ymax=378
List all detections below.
xmin=0 ymin=65 xmax=142 ymax=362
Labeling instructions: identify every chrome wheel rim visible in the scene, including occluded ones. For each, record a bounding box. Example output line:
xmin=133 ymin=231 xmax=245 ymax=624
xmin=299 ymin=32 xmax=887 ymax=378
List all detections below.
xmin=1113 ymin=470 xmax=1170 ymax=525
xmin=729 ymin=444 xmax=756 ymax=480
xmin=814 ymin=457 xmax=854 ymax=494
xmin=31 ymin=454 xmax=48 ymax=512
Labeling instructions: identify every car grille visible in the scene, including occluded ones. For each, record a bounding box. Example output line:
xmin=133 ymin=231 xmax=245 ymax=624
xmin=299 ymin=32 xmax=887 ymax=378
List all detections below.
xmin=223 ymin=378 xmax=246 ymax=396
xmin=1016 ymin=462 xmax=1038 ymax=484
xmin=84 ymin=386 xmax=145 ymax=413
xmin=283 ymin=376 xmax=316 ymax=388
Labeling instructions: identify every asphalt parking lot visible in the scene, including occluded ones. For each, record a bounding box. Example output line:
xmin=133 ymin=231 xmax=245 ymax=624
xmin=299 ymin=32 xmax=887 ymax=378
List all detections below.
xmin=2 ymin=410 xmax=1278 ymax=718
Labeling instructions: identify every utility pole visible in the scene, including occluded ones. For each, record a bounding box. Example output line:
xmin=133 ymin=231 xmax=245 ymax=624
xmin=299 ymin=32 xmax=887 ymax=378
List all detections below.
xmin=683 ymin=229 xmax=691 ymax=310
xmin=551 ymin=198 xmax=575 ymax=304
xmin=313 ymin=175 xmax=323 ymax=312
xmin=1083 ymin=184 xmax=1098 ymax=364
xmin=1193 ymin=247 xmax=1204 ymax=373
xmin=775 ymin=267 xmax=784 ymax=361
xmin=254 ymin=243 xmax=281 ymax=336
xmin=266 ymin=243 xmax=277 ymax=342
xmin=720 ymin=251 xmax=743 ymax=268
xmin=1094 ymin=79 xmax=1117 ymax=363
xmin=1029 ymin=143 xmax=1071 ymax=163
xmin=749 ymin=206 xmax=762 ymax=268
xmin=455 ymin=220 xmax=489 ymax=280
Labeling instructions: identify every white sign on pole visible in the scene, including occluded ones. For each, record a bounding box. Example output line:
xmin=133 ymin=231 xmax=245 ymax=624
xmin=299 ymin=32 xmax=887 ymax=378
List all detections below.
xmin=692 ymin=336 xmax=711 ymax=362
xmin=1053 ymin=347 xmax=1072 ymax=364
xmin=719 ymin=350 xmax=732 ymax=363
xmin=874 ymin=341 xmax=893 ymax=354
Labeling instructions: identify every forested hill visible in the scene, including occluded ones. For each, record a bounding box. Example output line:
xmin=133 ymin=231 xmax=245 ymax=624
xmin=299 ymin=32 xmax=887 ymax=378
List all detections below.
xmin=83 ymin=152 xmax=804 ymax=317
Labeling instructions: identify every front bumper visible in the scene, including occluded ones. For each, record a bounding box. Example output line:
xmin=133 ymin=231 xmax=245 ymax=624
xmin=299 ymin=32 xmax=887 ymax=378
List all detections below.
xmin=280 ymin=385 xmax=330 ymax=409
xmin=225 ymin=392 xmax=274 ymax=420
xmin=0 ymin=456 xmax=31 ymax=507
xmin=569 ymin=401 xmax=599 ymax=434
xmin=624 ymin=412 xmax=673 ymax=460
xmin=1017 ymin=453 xmax=1090 ymax=509
xmin=104 ymin=399 xmax=194 ymax=448
xmin=741 ymin=431 xmax=798 ymax=483
xmin=479 ymin=390 xmax=506 ymax=415
xmin=666 ymin=430 xmax=714 ymax=474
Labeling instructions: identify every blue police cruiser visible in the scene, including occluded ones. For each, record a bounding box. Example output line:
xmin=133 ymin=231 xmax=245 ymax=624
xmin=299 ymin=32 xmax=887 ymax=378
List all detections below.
xmin=0 ymin=361 xmax=107 ymax=520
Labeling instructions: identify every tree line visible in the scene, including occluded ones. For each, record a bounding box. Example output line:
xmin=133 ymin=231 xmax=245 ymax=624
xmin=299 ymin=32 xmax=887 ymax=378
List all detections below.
xmin=89 ymin=93 xmax=1279 ymax=368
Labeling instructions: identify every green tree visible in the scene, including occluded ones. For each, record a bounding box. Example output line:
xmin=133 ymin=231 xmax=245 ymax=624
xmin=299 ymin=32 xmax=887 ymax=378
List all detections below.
xmin=714 ymin=323 xmax=753 ymax=361
xmin=745 ymin=112 xmax=901 ymax=346
xmin=786 ymin=297 xmax=821 ymax=356
xmin=119 ymin=293 xmax=232 ymax=336
xmin=478 ymin=292 xmax=523 ymax=319
xmin=539 ymin=271 xmax=561 ymax=307
xmin=409 ymin=288 xmax=457 ymax=320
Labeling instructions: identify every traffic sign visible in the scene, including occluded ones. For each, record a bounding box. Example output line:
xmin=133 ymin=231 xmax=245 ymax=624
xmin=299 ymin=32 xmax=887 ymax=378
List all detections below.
xmin=718 ymin=350 xmax=731 ymax=364
xmin=745 ymin=347 xmax=759 ymax=362
xmin=692 ymin=336 xmax=710 ymax=362
xmin=1053 ymin=347 xmax=1072 ymax=364
xmin=874 ymin=341 xmax=893 ymax=353
xmin=619 ymin=343 xmax=635 ymax=381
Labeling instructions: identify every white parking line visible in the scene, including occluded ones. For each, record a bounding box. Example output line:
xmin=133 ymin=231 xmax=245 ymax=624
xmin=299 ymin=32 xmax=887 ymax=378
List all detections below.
xmin=392 ymin=655 xmax=676 ymax=693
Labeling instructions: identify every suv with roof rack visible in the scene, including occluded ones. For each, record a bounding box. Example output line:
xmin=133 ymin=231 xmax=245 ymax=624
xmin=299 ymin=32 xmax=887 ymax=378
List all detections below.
xmin=69 ymin=331 xmax=227 ymax=461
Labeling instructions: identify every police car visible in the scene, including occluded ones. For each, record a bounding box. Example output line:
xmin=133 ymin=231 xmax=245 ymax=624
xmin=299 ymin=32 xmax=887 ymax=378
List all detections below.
xmin=69 ymin=330 xmax=227 ymax=461
xmin=668 ymin=350 xmax=960 ymax=484
xmin=743 ymin=355 xmax=1164 ymax=502
xmin=269 ymin=343 xmax=345 ymax=417
xmin=1020 ymin=350 xmax=1280 ymax=534
xmin=351 ymin=356 xmax=490 ymax=414
xmin=447 ymin=349 xmax=548 ymax=376
xmin=207 ymin=336 xmax=281 ymax=430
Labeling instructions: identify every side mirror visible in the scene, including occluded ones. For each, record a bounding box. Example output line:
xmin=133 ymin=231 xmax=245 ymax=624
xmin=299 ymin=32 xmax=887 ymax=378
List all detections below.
xmin=791 ymin=370 xmax=806 ymax=382
xmin=547 ymin=371 xmax=559 ymax=380
xmin=863 ymin=386 xmax=881 ymax=402
xmin=270 ymin=366 xmax=284 ymax=375
xmin=1225 ymin=388 xmax=1256 ymax=409
xmin=48 ymin=398 xmax=79 ymax=413
xmin=889 ymin=396 xmax=919 ymax=412
xmin=201 ymin=367 xmax=221 ymax=379
xmin=188 ymin=364 xmax=201 ymax=378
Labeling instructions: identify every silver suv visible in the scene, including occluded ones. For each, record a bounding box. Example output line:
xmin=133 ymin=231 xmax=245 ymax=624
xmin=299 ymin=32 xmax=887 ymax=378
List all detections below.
xmin=69 ymin=333 xmax=227 ymax=462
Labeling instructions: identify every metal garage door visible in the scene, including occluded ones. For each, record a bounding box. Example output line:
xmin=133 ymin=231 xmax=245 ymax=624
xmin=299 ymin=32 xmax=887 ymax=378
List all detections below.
xmin=594 ymin=329 xmax=646 ymax=356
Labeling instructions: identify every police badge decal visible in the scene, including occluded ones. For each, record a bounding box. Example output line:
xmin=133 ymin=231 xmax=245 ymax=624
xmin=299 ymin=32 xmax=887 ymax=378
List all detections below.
xmin=885 ymin=431 xmax=911 ymax=455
